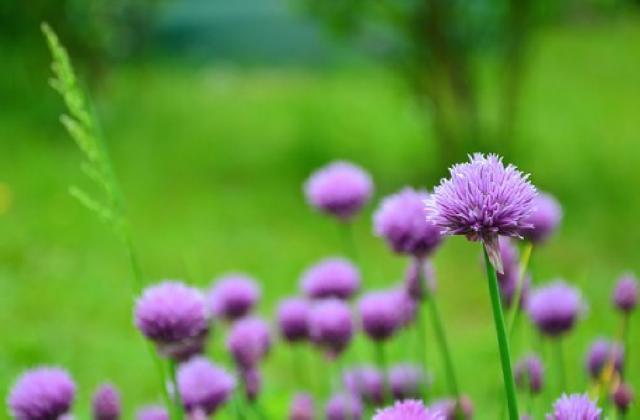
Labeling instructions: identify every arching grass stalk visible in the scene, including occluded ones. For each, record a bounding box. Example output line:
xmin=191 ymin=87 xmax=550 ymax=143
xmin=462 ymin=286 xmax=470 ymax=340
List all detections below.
xmin=41 ymin=23 xmax=172 ymax=416
xmin=483 ymin=246 xmax=520 ymax=420
xmin=507 ymin=242 xmax=533 ymax=336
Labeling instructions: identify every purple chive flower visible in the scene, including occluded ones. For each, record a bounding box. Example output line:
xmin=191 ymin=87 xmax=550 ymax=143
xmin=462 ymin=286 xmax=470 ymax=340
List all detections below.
xmin=304 ymin=161 xmax=373 ymax=221
xmin=277 ymin=297 xmax=310 ymax=343
xmin=343 ymin=366 xmax=384 ymax=405
xmin=392 ymin=288 xmax=418 ymax=327
xmin=430 ymin=396 xmax=474 ymax=420
xmin=289 ymin=393 xmax=315 ymax=420
xmin=613 ymin=273 xmax=638 ymax=313
xmin=242 ymin=368 xmax=262 ymax=402
xmin=527 ymin=281 xmax=583 ymax=337
xmin=226 ymin=317 xmax=271 ymax=370
xmin=521 ymin=192 xmax=562 ymax=244
xmin=309 ymin=298 xmax=354 ymax=357
xmin=373 ymin=400 xmax=443 ymax=420
xmin=426 ymin=153 xmax=537 ymax=273
xmin=585 ymin=338 xmax=624 ymax=379
xmin=177 ymin=357 xmax=235 ymax=415
xmin=8 ymin=367 xmax=76 ymax=420
xmin=92 ymin=383 xmax=121 ymax=420
xmin=515 ymin=354 xmax=544 ymax=394
xmin=405 ymin=259 xmax=437 ymax=301
xmin=613 ymin=383 xmax=634 ymax=414
xmin=136 ymin=405 xmax=169 ymax=420
xmin=300 ymin=257 xmax=360 ymax=300
xmin=359 ymin=290 xmax=404 ymax=341
xmin=547 ymin=394 xmax=601 ymax=420
xmin=208 ymin=274 xmax=260 ymax=321
xmin=134 ymin=281 xmax=209 ymax=359
xmin=389 ymin=364 xmax=429 ymax=400
xmin=325 ymin=394 xmax=363 ymax=420
xmin=374 ymin=188 xmax=443 ymax=257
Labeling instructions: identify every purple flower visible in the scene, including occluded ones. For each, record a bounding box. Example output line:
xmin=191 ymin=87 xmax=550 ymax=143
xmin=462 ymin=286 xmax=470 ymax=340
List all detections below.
xmin=343 ymin=366 xmax=384 ymax=405
xmin=92 ymin=383 xmax=121 ymax=420
xmin=136 ymin=405 xmax=168 ymax=420
xmin=585 ymin=338 xmax=624 ymax=379
xmin=325 ymin=394 xmax=363 ymax=420
xmin=426 ymin=153 xmax=537 ymax=273
xmin=304 ymin=161 xmax=373 ymax=221
xmin=374 ymin=188 xmax=443 ymax=257
xmin=309 ymin=298 xmax=354 ymax=357
xmin=515 ymin=354 xmax=544 ymax=394
xmin=388 ymin=364 xmax=428 ymax=400
xmin=289 ymin=393 xmax=315 ymax=420
xmin=300 ymin=258 xmax=360 ymax=300
xmin=430 ymin=396 xmax=474 ymax=420
xmin=177 ymin=357 xmax=235 ymax=415
xmin=226 ymin=317 xmax=271 ymax=370
xmin=208 ymin=273 xmax=260 ymax=321
xmin=613 ymin=273 xmax=638 ymax=313
xmin=277 ymin=297 xmax=310 ymax=343
xmin=8 ymin=367 xmax=76 ymax=420
xmin=547 ymin=394 xmax=601 ymax=420
xmin=359 ymin=290 xmax=404 ymax=341
xmin=527 ymin=281 xmax=583 ymax=337
xmin=521 ymin=192 xmax=562 ymax=244
xmin=613 ymin=383 xmax=633 ymax=414
xmin=134 ymin=281 xmax=209 ymax=359
xmin=405 ymin=259 xmax=437 ymax=300
xmin=373 ymin=400 xmax=443 ymax=420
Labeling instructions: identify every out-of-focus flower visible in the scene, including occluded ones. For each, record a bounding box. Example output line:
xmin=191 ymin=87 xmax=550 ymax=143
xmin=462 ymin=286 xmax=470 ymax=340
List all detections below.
xmin=521 ymin=192 xmax=562 ymax=244
xmin=227 ymin=317 xmax=271 ymax=370
xmin=527 ymin=281 xmax=583 ymax=337
xmin=301 ymin=258 xmax=360 ymax=300
xmin=208 ymin=274 xmax=260 ymax=321
xmin=514 ymin=354 xmax=544 ymax=394
xmin=405 ymin=259 xmax=436 ymax=301
xmin=430 ymin=395 xmax=474 ymax=420
xmin=8 ymin=367 xmax=76 ymax=420
xmin=388 ymin=364 xmax=428 ymax=400
xmin=374 ymin=188 xmax=443 ymax=257
xmin=373 ymin=400 xmax=443 ymax=420
xmin=289 ymin=393 xmax=314 ymax=420
xmin=359 ymin=290 xmax=404 ymax=341
xmin=585 ymin=338 xmax=624 ymax=379
xmin=277 ymin=297 xmax=310 ymax=343
xmin=612 ymin=383 xmax=634 ymax=414
xmin=304 ymin=161 xmax=373 ymax=221
xmin=546 ymin=394 xmax=601 ymax=420
xmin=343 ymin=365 xmax=384 ymax=405
xmin=309 ymin=299 xmax=353 ymax=357
xmin=92 ymin=383 xmax=121 ymax=420
xmin=177 ymin=357 xmax=235 ymax=415
xmin=136 ymin=405 xmax=168 ymax=420
xmin=325 ymin=393 xmax=363 ymax=420
xmin=613 ymin=273 xmax=638 ymax=313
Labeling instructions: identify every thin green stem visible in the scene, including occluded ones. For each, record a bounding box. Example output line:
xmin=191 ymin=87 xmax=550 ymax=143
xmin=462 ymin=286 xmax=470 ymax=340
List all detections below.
xmin=621 ymin=313 xmax=630 ymax=377
xmin=483 ymin=246 xmax=520 ymax=420
xmin=374 ymin=342 xmax=390 ymax=404
xmin=339 ymin=222 xmax=360 ymax=264
xmin=414 ymin=257 xmax=430 ymax=401
xmin=507 ymin=242 xmax=533 ymax=336
xmin=554 ymin=339 xmax=567 ymax=393
xmin=168 ymin=360 xmax=184 ymax=420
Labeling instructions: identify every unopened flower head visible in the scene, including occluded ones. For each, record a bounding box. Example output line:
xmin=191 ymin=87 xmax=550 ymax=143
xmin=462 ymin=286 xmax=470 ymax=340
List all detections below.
xmin=343 ymin=365 xmax=384 ymax=405
xmin=304 ymin=161 xmax=373 ymax=221
xmin=325 ymin=393 xmax=363 ymax=420
xmin=374 ymin=188 xmax=443 ymax=257
xmin=527 ymin=281 xmax=583 ymax=337
xmin=613 ymin=273 xmax=638 ymax=313
xmin=301 ymin=257 xmax=360 ymax=300
xmin=208 ymin=274 xmax=260 ymax=321
xmin=226 ymin=317 xmax=271 ymax=370
xmin=136 ymin=405 xmax=168 ymax=420
xmin=277 ymin=297 xmax=310 ymax=343
xmin=177 ymin=357 xmax=235 ymax=415
xmin=612 ymin=383 xmax=633 ymax=414
xmin=389 ymin=364 xmax=428 ymax=400
xmin=515 ymin=354 xmax=544 ymax=394
xmin=585 ymin=338 xmax=624 ymax=379
xmin=92 ymin=383 xmax=121 ymax=420
xmin=289 ymin=393 xmax=314 ymax=420
xmin=521 ymin=192 xmax=562 ymax=244
xmin=547 ymin=394 xmax=601 ymax=420
xmin=8 ymin=367 xmax=76 ymax=420
xmin=309 ymin=298 xmax=353 ymax=357
xmin=373 ymin=400 xmax=443 ymax=420
xmin=359 ymin=290 xmax=404 ymax=341
xmin=405 ymin=259 xmax=437 ymax=301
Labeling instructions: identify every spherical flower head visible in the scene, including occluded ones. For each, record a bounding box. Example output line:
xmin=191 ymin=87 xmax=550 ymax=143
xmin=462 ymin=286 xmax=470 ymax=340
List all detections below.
xmin=226 ymin=317 xmax=271 ymax=370
xmin=309 ymin=298 xmax=353 ymax=357
xmin=359 ymin=290 xmax=404 ymax=341
xmin=289 ymin=393 xmax=314 ymax=420
xmin=136 ymin=405 xmax=168 ymax=420
xmin=8 ymin=367 xmax=75 ymax=420
xmin=325 ymin=393 xmax=363 ymax=420
xmin=343 ymin=365 xmax=384 ymax=405
xmin=405 ymin=259 xmax=437 ymax=301
xmin=585 ymin=338 xmax=624 ymax=379
xmin=426 ymin=153 xmax=537 ymax=273
xmin=374 ymin=400 xmax=443 ymax=420
xmin=613 ymin=383 xmax=633 ymax=414
xmin=429 ymin=396 xmax=474 ymax=420
xmin=177 ymin=357 xmax=235 ymax=415
xmin=515 ymin=354 xmax=544 ymax=394
xmin=208 ymin=274 xmax=260 ymax=321
xmin=277 ymin=297 xmax=310 ymax=343
xmin=521 ymin=192 xmax=562 ymax=244
xmin=527 ymin=281 xmax=583 ymax=337
xmin=301 ymin=258 xmax=360 ymax=300
xmin=304 ymin=161 xmax=373 ymax=221
xmin=92 ymin=383 xmax=121 ymax=420
xmin=134 ymin=281 xmax=209 ymax=359
xmin=547 ymin=394 xmax=601 ymax=420
xmin=613 ymin=273 xmax=638 ymax=313
xmin=374 ymin=188 xmax=443 ymax=257
xmin=389 ymin=364 xmax=429 ymax=400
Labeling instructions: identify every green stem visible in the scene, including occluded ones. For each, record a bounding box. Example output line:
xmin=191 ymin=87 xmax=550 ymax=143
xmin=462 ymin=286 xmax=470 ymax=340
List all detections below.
xmin=554 ymin=339 xmax=567 ymax=393
xmin=507 ymin=242 xmax=533 ymax=336
xmin=374 ymin=342 xmax=390 ymax=404
xmin=483 ymin=246 xmax=520 ymax=420
xmin=168 ymin=360 xmax=184 ymax=420
xmin=621 ymin=313 xmax=630 ymax=378
xmin=415 ymin=257 xmax=430 ymax=401
xmin=339 ymin=222 xmax=359 ymax=264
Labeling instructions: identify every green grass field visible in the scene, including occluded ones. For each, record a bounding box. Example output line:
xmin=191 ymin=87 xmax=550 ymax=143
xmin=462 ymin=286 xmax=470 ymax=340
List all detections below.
xmin=1 ymin=18 xmax=639 ymax=418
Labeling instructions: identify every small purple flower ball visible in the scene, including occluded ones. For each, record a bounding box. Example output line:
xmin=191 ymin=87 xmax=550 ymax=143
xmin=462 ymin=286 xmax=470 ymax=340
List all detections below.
xmin=585 ymin=338 xmax=624 ymax=379
xmin=177 ymin=357 xmax=235 ymax=415
xmin=374 ymin=188 xmax=443 ymax=257
xmin=515 ymin=354 xmax=544 ymax=394
xmin=521 ymin=192 xmax=562 ymax=244
xmin=430 ymin=396 xmax=474 ymax=420
xmin=613 ymin=383 xmax=634 ymax=414
xmin=527 ymin=281 xmax=583 ymax=337
xmin=289 ymin=393 xmax=315 ymax=420
xmin=359 ymin=290 xmax=404 ymax=341
xmin=8 ymin=367 xmax=76 ymax=420
xmin=277 ymin=297 xmax=310 ymax=343
xmin=309 ymin=298 xmax=354 ymax=357
xmin=547 ymin=394 xmax=601 ymax=420
xmin=343 ymin=366 xmax=384 ymax=405
xmin=389 ymin=364 xmax=428 ymax=400
xmin=134 ymin=281 xmax=209 ymax=358
xmin=405 ymin=259 xmax=437 ymax=300
xmin=374 ymin=400 xmax=443 ymax=420
xmin=92 ymin=383 xmax=121 ymax=420
xmin=301 ymin=258 xmax=361 ymax=300
xmin=136 ymin=405 xmax=168 ymax=420
xmin=226 ymin=317 xmax=271 ymax=370
xmin=325 ymin=394 xmax=363 ymax=420
xmin=304 ymin=161 xmax=373 ymax=221
xmin=613 ymin=273 xmax=638 ymax=313
xmin=208 ymin=274 xmax=260 ymax=321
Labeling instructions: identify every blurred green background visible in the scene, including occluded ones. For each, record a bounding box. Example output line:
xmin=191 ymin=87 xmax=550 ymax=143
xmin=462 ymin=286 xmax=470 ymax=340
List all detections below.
xmin=1 ymin=0 xmax=640 ymax=418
